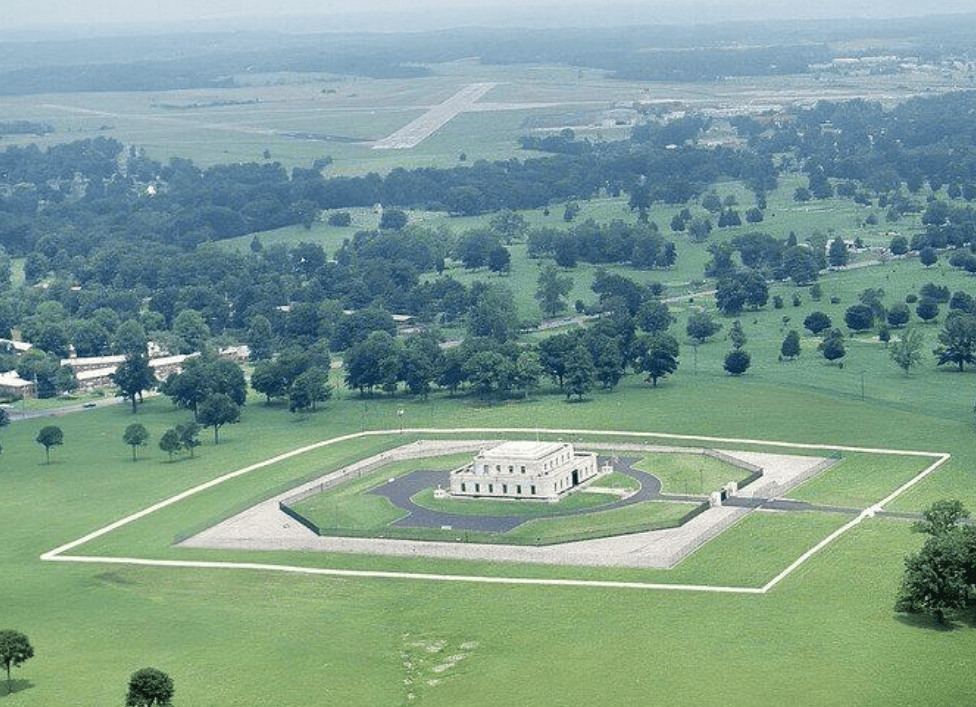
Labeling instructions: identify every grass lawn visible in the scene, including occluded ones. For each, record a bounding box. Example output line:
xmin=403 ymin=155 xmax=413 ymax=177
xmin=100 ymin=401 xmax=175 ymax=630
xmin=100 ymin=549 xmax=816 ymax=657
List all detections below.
xmin=635 ymin=451 xmax=751 ymax=494
xmin=787 ymin=453 xmax=931 ymax=508
xmin=503 ymin=498 xmax=697 ymax=543
xmin=410 ymin=486 xmax=621 ymax=517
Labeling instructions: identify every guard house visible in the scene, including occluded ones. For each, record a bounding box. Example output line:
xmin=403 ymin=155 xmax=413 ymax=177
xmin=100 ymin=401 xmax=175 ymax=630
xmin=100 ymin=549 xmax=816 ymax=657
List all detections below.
xmin=450 ymin=441 xmax=598 ymax=502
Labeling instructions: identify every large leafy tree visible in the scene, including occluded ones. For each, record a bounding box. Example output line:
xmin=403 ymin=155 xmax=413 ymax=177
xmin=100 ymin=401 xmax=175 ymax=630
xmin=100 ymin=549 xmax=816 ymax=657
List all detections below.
xmin=162 ymin=357 xmax=246 ymax=418
xmin=563 ymin=344 xmax=596 ymax=401
xmin=686 ymin=310 xmax=721 ymax=344
xmin=723 ymin=349 xmax=751 ymax=376
xmin=818 ymin=329 xmax=846 ymax=364
xmin=0 ymin=630 xmax=34 ymax=692
xmin=126 ymin=667 xmax=174 ymax=707
xmin=111 ymin=354 xmax=158 ymax=413
xmin=288 ymin=368 xmax=332 ymax=413
xmin=895 ymin=501 xmax=976 ymax=625
xmin=197 ymin=393 xmax=241 ymax=444
xmin=633 ymin=332 xmax=679 ymax=387
xmin=780 ymin=330 xmax=801 ymax=360
xmin=935 ymin=311 xmax=976 ymax=371
xmin=534 ymin=263 xmax=573 ymax=318
xmin=803 ymin=311 xmax=832 ymax=335
xmin=888 ymin=329 xmax=925 ymax=377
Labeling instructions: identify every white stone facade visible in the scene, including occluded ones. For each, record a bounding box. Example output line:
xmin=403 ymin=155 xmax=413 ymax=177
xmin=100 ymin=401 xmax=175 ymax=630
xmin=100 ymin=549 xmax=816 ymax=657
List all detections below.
xmin=449 ymin=441 xmax=598 ymax=501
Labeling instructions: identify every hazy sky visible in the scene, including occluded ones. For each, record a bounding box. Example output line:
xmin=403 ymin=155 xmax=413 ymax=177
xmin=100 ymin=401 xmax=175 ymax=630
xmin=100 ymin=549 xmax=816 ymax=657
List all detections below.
xmin=8 ymin=0 xmax=976 ymax=35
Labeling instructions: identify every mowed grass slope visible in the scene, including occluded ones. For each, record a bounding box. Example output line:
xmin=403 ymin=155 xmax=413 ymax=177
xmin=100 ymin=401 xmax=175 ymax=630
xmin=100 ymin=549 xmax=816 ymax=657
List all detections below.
xmin=1 ymin=355 xmax=973 ymax=706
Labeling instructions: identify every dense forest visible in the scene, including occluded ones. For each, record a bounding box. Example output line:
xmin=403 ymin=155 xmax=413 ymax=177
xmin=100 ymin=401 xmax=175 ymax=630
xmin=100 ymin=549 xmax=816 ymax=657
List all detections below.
xmin=5 ymin=80 xmax=976 ymax=401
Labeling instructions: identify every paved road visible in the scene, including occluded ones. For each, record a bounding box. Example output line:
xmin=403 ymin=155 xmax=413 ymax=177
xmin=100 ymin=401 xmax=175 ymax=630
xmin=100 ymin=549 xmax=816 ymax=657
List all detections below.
xmin=4 ymin=395 xmax=127 ymax=421
xmin=368 ymin=456 xmax=702 ymax=533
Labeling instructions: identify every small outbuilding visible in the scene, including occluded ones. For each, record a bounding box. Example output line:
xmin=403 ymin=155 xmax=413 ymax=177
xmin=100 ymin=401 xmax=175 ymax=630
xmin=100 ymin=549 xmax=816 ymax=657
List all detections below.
xmin=450 ymin=441 xmax=598 ymax=502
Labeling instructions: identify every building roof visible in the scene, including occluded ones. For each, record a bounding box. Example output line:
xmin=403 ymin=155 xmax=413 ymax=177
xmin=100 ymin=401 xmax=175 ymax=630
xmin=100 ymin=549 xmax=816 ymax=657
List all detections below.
xmin=480 ymin=441 xmax=566 ymax=460
xmin=0 ymin=370 xmax=33 ymax=388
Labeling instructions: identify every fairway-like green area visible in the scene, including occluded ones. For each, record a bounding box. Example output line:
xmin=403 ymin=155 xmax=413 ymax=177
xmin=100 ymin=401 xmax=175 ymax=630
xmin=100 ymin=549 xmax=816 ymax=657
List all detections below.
xmin=0 ymin=368 xmax=968 ymax=706
xmin=5 ymin=52 xmax=976 ymax=707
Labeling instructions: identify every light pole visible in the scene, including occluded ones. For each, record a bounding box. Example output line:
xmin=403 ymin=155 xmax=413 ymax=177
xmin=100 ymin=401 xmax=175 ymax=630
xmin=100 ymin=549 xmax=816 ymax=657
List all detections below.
xmin=397 ymin=408 xmax=404 ymax=434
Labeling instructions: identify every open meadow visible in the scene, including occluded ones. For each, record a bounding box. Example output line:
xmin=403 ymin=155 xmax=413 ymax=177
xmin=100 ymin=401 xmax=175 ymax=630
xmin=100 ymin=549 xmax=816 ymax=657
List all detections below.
xmin=2 ymin=344 xmax=975 ymax=706
xmin=3 ymin=44 xmax=976 ymax=707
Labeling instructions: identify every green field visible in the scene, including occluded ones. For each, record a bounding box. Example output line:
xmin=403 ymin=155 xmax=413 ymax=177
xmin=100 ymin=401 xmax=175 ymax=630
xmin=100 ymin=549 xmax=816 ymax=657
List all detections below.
xmin=635 ymin=450 xmax=750 ymax=495
xmin=4 ymin=53 xmax=976 ymax=707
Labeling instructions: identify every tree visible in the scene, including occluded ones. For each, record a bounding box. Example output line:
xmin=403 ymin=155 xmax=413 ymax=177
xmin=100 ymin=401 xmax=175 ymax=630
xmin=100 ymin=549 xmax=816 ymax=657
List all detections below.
xmin=803 ymin=311 xmax=832 ymax=335
xmin=126 ymin=667 xmax=174 ymax=707
xmin=591 ymin=336 xmax=624 ymax=390
xmin=818 ymin=329 xmax=846 ymax=364
xmin=462 ymin=350 xmax=514 ymax=401
xmin=913 ymin=500 xmax=970 ymax=537
xmin=244 ymin=314 xmax=275 ymax=361
xmin=919 ymin=246 xmax=938 ymax=267
xmin=686 ymin=310 xmax=721 ymax=344
xmin=123 ymin=423 xmax=150 ymax=461
xmin=827 ymin=236 xmax=849 ymax=267
xmin=844 ymin=304 xmax=874 ymax=332
xmin=723 ymin=349 xmax=751 ymax=376
xmin=563 ymin=344 xmax=595 ymax=401
xmin=935 ymin=312 xmax=976 ymax=371
xmin=111 ymin=355 xmax=158 ymax=414
xmin=0 ymin=630 xmax=33 ymax=693
xmin=889 ymin=234 xmax=909 ymax=255
xmin=894 ymin=530 xmax=974 ymax=624
xmin=379 ymin=208 xmax=408 ymax=230
xmin=687 ymin=217 xmax=712 ymax=243
xmin=288 ymin=368 xmax=332 ymax=413
xmin=113 ymin=319 xmax=149 ymax=357
xmin=534 ymin=263 xmax=573 ymax=318
xmin=633 ymin=332 xmax=679 ymax=387
xmin=489 ymin=209 xmax=527 ymax=243
xmin=466 ymin=283 xmax=519 ymax=342
xmin=197 ymin=393 xmax=241 ymax=444
xmin=171 ymin=309 xmax=210 ymax=354
xmin=916 ymin=298 xmax=940 ymax=323
xmin=889 ymin=329 xmax=925 ymax=377
xmin=728 ymin=320 xmax=747 ymax=350
xmin=159 ymin=428 xmax=181 ymax=461
xmin=886 ymin=303 xmax=910 ymax=328
xmin=635 ymin=300 xmax=673 ymax=333
xmin=486 ymin=244 xmax=511 ymax=273
xmin=780 ymin=330 xmax=801 ymax=360
xmin=514 ymin=350 xmax=543 ymax=398
xmin=176 ymin=422 xmax=201 ymax=459
xmin=36 ymin=425 xmax=62 ymax=464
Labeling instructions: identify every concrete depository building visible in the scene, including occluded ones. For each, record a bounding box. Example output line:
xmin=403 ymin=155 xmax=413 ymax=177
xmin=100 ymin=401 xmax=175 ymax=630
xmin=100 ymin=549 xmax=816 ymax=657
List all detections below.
xmin=449 ymin=441 xmax=598 ymax=501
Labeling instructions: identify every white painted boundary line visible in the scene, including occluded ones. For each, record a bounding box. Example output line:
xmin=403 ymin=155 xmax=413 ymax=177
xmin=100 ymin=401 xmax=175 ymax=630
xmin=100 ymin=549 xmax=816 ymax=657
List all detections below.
xmin=41 ymin=427 xmax=949 ymax=596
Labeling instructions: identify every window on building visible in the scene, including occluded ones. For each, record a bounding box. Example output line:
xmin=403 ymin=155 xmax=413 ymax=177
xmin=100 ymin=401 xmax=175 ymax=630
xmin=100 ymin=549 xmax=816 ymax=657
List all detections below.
xmin=517 ymin=485 xmax=522 ymax=494
xmin=503 ymin=485 xmax=508 ymax=494
xmin=489 ymin=484 xmax=493 ymax=493
xmin=531 ymin=485 xmax=536 ymax=495
xmin=520 ymin=465 xmax=526 ymax=474
xmin=508 ymin=465 xmax=513 ymax=473
xmin=475 ymin=483 xmax=480 ymax=493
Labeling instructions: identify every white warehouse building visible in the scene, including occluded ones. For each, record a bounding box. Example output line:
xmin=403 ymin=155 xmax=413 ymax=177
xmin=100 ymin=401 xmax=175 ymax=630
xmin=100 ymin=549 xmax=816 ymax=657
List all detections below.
xmin=449 ymin=441 xmax=599 ymax=502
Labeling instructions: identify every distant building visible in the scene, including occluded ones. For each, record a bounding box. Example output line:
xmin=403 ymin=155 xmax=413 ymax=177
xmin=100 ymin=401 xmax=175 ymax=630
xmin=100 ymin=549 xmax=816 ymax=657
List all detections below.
xmin=449 ymin=441 xmax=598 ymax=502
